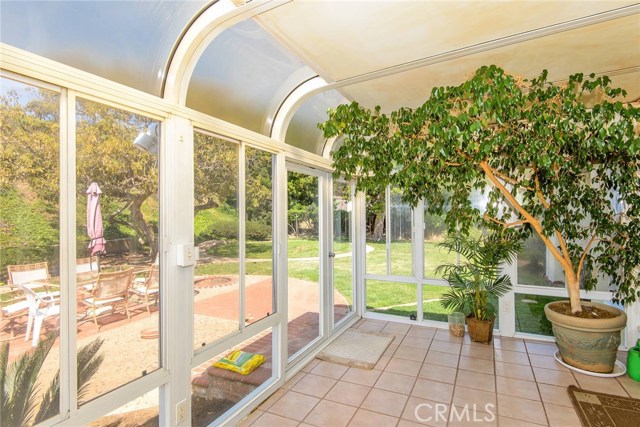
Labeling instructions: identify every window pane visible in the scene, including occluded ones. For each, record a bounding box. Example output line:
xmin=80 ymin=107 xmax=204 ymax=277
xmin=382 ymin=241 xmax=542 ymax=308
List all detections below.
xmin=422 ymin=284 xmax=453 ymax=322
xmin=333 ymin=181 xmax=353 ymax=323
xmin=191 ymin=328 xmax=274 ymax=425
xmin=366 ymin=280 xmax=416 ymax=318
xmin=517 ymin=235 xmax=564 ymax=287
xmin=365 ymin=190 xmax=386 ymax=275
xmin=0 ymin=78 xmax=61 ymax=425
xmin=389 ymin=187 xmax=412 ymax=276
xmin=75 ymin=98 xmax=160 ymax=403
xmin=245 ymin=147 xmax=274 ymax=324
xmin=515 ymin=293 xmax=565 ymax=336
xmin=193 ymin=133 xmax=240 ymax=348
xmin=424 ymin=208 xmax=455 ymax=278
xmin=88 ymin=389 xmax=159 ymax=427
xmin=287 ymin=171 xmax=320 ymax=358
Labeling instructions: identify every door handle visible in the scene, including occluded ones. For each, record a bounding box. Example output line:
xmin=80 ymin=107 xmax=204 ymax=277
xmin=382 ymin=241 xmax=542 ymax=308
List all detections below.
xmin=328 ymin=252 xmax=336 ymax=258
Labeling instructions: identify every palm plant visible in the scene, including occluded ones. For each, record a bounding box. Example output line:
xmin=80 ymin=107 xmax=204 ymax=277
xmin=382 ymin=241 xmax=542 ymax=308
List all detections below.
xmin=437 ymin=234 xmax=520 ymax=321
xmin=1 ymin=332 xmax=104 ymax=427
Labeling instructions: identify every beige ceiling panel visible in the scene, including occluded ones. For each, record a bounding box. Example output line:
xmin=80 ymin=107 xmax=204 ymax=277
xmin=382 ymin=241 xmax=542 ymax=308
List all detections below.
xmin=258 ymin=1 xmax=636 ymax=81
xmin=339 ymin=15 xmax=640 ymax=111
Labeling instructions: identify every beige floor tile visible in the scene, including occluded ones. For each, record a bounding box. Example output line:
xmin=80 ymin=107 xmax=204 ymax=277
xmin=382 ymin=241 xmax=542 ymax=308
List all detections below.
xmin=458 ymin=355 xmax=494 ymax=374
xmin=573 ymin=373 xmax=629 ymax=396
xmin=374 ymin=355 xmax=391 ymax=370
xmin=463 ymin=335 xmax=492 ymax=347
xmin=348 ymin=408 xmax=398 ymax=427
xmin=537 ymin=383 xmax=573 ymax=407
xmin=455 ymin=370 xmax=496 ymax=392
xmin=495 ymin=361 xmax=535 ymax=381
xmin=375 ymin=371 xmax=416 ymax=395
xmin=266 ymin=390 xmax=320 ymax=422
xmin=401 ymin=396 xmax=448 ymax=427
xmin=617 ymin=374 xmax=640 ymax=399
xmin=381 ymin=334 xmax=405 ymax=346
xmin=324 ymin=380 xmax=371 ymax=407
xmin=299 ymin=423 xmax=315 ymax=427
xmin=452 ymin=385 xmax=496 ymax=409
xmin=497 ymin=394 xmax=547 ymax=426
xmin=407 ymin=325 xmax=437 ymax=339
xmin=385 ymin=357 xmax=423 ymax=376
xmin=532 ymin=367 xmax=577 ymax=387
xmin=382 ymin=322 xmax=411 ymax=336
xmin=394 ymin=345 xmax=428 ymax=362
xmin=358 ymin=320 xmax=387 ymax=334
xmin=397 ymin=419 xmax=427 ymax=427
xmin=434 ymin=330 xmax=464 ymax=343
xmin=429 ymin=339 xmax=462 ymax=355
xmin=495 ymin=349 xmax=531 ymax=366
xmin=341 ymin=366 xmax=382 ymax=387
xmin=525 ymin=341 xmax=558 ymax=357
xmin=303 ymin=400 xmax=356 ymax=427
xmin=258 ymin=388 xmax=286 ymax=410
xmin=291 ymin=373 xmax=337 ymax=398
xmin=461 ymin=344 xmax=494 ymax=361
xmin=360 ymin=388 xmax=409 ymax=417
xmin=419 ymin=363 xmax=458 ymax=384
xmin=250 ymin=412 xmax=299 ymax=427
xmin=494 ymin=338 xmax=526 ymax=353
xmin=528 ymin=354 xmax=568 ymax=371
xmin=282 ymin=371 xmax=306 ymax=390
xmin=301 ymin=358 xmax=321 ymax=373
xmin=384 ymin=343 xmax=400 ymax=357
xmin=426 ymin=350 xmax=459 ymax=368
xmin=498 ymin=416 xmax=548 ymax=426
xmin=310 ymin=360 xmax=349 ymax=379
xmin=412 ymin=378 xmax=454 ymax=403
xmin=496 ymin=376 xmax=540 ymax=401
xmin=237 ymin=409 xmax=263 ymax=427
xmin=351 ymin=318 xmax=366 ymax=329
xmin=544 ymin=402 xmax=581 ymax=427
xmin=447 ymin=409 xmax=497 ymax=427
xmin=402 ymin=335 xmax=432 ymax=349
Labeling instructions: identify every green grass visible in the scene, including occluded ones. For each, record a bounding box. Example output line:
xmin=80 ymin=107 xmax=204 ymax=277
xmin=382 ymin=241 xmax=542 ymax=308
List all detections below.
xmin=208 ymin=239 xmax=351 ymax=259
xmin=515 ymin=293 xmax=560 ymax=336
xmin=365 ymin=240 xmax=458 ymax=277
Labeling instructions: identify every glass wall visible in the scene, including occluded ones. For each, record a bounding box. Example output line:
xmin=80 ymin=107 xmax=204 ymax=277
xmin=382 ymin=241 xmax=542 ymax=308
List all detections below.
xmin=287 ymin=170 xmax=320 ymax=358
xmin=365 ymin=189 xmax=386 ymax=275
xmin=191 ymin=328 xmax=274 ymax=426
xmin=0 ymin=78 xmax=61 ymax=425
xmin=389 ymin=187 xmax=412 ymax=276
xmin=332 ymin=181 xmax=353 ymax=324
xmin=245 ymin=147 xmax=275 ymax=324
xmin=193 ymin=132 xmax=240 ymax=348
xmin=366 ymin=280 xmax=417 ymax=317
xmin=75 ymin=98 xmax=161 ymax=403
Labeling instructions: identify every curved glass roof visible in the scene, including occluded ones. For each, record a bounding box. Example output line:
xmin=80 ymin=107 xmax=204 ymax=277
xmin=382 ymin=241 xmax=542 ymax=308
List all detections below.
xmin=285 ymin=89 xmax=347 ymax=155
xmin=0 ymin=0 xmax=207 ymax=96
xmin=186 ymin=19 xmax=316 ymax=136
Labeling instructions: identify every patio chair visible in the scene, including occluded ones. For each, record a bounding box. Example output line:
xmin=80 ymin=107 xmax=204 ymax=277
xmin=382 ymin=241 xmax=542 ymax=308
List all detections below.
xmin=0 ymin=286 xmax=30 ymax=340
xmin=80 ymin=268 xmax=134 ymax=329
xmin=20 ymin=284 xmax=60 ymax=347
xmin=7 ymin=262 xmax=50 ymax=288
xmin=130 ymin=263 xmax=159 ymax=316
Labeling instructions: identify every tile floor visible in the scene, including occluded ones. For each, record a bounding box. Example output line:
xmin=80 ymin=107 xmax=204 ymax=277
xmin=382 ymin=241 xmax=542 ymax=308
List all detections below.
xmin=239 ymin=319 xmax=640 ymax=427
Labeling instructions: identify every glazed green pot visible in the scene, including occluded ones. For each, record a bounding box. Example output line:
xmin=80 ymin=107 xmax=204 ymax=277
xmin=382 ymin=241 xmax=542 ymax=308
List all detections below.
xmin=544 ymin=301 xmax=626 ymax=373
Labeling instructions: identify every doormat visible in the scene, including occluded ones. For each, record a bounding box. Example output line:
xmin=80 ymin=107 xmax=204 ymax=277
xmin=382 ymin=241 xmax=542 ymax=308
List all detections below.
xmin=567 ymin=385 xmax=640 ymax=427
xmin=317 ymin=329 xmax=394 ymax=369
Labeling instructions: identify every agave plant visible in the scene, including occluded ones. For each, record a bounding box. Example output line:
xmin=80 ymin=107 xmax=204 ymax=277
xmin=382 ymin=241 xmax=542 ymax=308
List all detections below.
xmin=0 ymin=332 xmax=104 ymax=427
xmin=437 ymin=234 xmax=520 ymax=321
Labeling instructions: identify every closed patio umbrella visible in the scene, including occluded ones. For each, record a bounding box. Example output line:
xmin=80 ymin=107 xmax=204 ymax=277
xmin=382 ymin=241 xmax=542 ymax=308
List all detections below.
xmin=86 ymin=182 xmax=106 ymax=256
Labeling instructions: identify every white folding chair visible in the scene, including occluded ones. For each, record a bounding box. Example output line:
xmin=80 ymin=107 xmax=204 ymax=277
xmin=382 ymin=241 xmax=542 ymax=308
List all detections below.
xmin=20 ymin=284 xmax=60 ymax=347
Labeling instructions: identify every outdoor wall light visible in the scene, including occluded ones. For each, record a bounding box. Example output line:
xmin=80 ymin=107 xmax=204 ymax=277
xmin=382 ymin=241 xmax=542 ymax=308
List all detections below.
xmin=133 ymin=122 xmax=159 ymax=155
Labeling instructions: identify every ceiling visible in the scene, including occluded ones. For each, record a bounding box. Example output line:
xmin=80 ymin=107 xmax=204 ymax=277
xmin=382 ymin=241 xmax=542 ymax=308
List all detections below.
xmin=255 ymin=1 xmax=640 ymax=113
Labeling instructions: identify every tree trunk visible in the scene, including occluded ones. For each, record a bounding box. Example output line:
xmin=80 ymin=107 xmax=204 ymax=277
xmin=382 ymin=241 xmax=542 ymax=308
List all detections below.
xmin=373 ymin=214 xmax=385 ymax=241
xmin=130 ymin=195 xmax=157 ymax=260
xmin=566 ymin=271 xmax=582 ymax=313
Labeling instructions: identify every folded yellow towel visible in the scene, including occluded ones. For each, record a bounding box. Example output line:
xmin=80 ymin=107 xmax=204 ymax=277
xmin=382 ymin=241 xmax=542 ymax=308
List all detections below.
xmin=213 ymin=350 xmax=265 ymax=375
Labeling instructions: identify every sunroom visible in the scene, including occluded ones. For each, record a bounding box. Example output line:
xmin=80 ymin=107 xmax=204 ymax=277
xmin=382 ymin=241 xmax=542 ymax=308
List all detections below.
xmin=1 ymin=1 xmax=639 ymax=426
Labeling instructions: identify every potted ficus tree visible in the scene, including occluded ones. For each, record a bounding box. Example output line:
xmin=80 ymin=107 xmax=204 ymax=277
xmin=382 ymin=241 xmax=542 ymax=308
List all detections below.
xmin=437 ymin=234 xmax=520 ymax=344
xmin=320 ymin=65 xmax=640 ymax=373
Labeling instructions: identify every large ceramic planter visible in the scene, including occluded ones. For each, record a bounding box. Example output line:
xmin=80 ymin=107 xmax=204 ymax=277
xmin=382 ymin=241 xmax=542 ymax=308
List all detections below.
xmin=544 ymin=301 xmax=626 ymax=373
